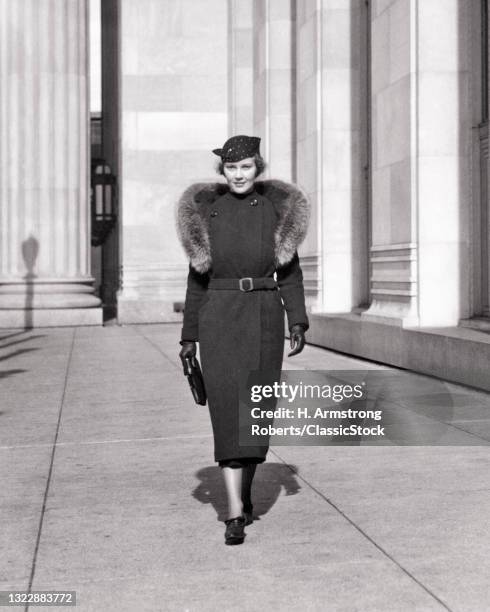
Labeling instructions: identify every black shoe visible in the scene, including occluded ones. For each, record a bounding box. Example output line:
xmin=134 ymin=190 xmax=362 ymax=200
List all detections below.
xmin=224 ymin=516 xmax=246 ymax=545
xmin=243 ymin=504 xmax=254 ymax=526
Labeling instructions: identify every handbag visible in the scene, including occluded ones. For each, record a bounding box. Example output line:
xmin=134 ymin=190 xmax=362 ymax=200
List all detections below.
xmin=184 ymin=355 xmax=207 ymax=405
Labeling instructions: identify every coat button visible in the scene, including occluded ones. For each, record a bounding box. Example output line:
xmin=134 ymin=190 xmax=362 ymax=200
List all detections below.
xmin=250 ymin=199 xmax=258 ymax=206
xmin=211 ymin=210 xmax=218 ymax=217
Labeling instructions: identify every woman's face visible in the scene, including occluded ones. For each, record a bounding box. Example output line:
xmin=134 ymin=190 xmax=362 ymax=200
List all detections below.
xmin=223 ymin=157 xmax=257 ymax=194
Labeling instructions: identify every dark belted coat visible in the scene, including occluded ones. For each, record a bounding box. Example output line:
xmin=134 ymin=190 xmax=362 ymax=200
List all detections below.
xmin=176 ymin=179 xmax=310 ymax=463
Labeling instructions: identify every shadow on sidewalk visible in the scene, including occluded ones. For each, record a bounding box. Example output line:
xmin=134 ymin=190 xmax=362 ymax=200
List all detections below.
xmin=0 ymin=331 xmax=30 ymax=341
xmin=0 ymin=347 xmax=39 ymax=362
xmin=0 ymin=334 xmax=45 ymax=350
xmin=192 ymin=462 xmax=301 ymax=522
xmin=0 ymin=369 xmax=26 ymax=381
xmin=0 ymin=331 xmax=44 ymax=382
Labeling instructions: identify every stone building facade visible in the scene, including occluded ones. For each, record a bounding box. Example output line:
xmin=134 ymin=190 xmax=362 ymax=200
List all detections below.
xmin=1 ymin=0 xmax=489 ymax=389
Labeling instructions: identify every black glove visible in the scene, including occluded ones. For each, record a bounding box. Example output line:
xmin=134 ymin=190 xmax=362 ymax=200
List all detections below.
xmin=179 ymin=340 xmax=196 ymax=375
xmin=288 ymin=324 xmax=306 ymax=357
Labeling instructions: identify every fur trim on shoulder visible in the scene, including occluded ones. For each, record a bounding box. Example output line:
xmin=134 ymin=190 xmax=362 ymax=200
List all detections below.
xmin=176 ymin=179 xmax=310 ymax=272
xmin=176 ymin=183 xmax=218 ymax=273
xmin=256 ymin=179 xmax=310 ymax=267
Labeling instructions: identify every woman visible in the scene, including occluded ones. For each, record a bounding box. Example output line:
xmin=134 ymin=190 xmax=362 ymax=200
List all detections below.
xmin=177 ymin=135 xmax=309 ymax=545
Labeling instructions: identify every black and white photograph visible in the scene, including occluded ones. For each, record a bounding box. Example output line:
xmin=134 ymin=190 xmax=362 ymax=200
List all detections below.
xmin=1 ymin=0 xmax=490 ymax=610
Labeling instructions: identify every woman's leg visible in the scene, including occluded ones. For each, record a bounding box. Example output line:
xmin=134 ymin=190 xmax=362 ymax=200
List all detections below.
xmin=241 ymin=463 xmax=257 ymax=511
xmin=221 ymin=466 xmax=243 ymax=519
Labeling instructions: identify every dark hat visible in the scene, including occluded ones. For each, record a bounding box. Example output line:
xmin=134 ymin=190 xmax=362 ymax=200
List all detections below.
xmin=212 ymin=135 xmax=261 ymax=162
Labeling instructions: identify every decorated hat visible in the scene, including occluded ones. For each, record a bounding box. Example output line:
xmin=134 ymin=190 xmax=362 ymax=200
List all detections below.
xmin=212 ymin=135 xmax=261 ymax=162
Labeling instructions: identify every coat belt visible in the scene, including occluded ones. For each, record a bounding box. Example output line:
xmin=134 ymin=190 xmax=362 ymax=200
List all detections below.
xmin=208 ymin=277 xmax=277 ymax=292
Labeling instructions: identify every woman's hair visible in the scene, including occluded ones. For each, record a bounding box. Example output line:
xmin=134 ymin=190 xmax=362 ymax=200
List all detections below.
xmin=216 ymin=153 xmax=266 ymax=177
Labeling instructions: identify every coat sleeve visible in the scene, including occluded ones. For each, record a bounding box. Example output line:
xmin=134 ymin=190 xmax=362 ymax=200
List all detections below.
xmin=181 ymin=264 xmax=209 ymax=341
xmin=276 ymin=251 xmax=309 ymax=332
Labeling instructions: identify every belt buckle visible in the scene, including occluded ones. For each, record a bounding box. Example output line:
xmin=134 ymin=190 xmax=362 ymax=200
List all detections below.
xmin=239 ymin=277 xmax=254 ymax=292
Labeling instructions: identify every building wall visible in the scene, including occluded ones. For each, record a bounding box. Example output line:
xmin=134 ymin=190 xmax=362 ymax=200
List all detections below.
xmin=295 ymin=0 xmax=369 ymax=313
xmin=113 ymin=0 xmax=370 ymax=325
xmin=304 ymin=0 xmax=490 ymax=390
xmin=362 ymin=0 xmax=473 ymax=327
xmin=253 ymin=0 xmax=295 ymax=181
xmin=107 ymin=0 xmax=490 ymax=387
xmin=228 ymin=0 xmax=254 ymax=134
xmin=117 ymin=0 xmax=229 ymax=322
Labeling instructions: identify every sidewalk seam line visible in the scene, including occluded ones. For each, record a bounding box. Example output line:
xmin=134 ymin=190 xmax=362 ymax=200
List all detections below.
xmin=131 ymin=325 xmax=182 ymax=373
xmin=0 ymin=433 xmax=213 ymax=451
xmin=25 ymin=328 xmax=77 ymax=611
xmin=270 ymin=449 xmax=453 ymax=612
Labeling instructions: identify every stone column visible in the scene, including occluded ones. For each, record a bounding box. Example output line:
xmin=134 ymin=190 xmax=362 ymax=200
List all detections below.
xmin=361 ymin=0 xmax=418 ymax=326
xmin=295 ymin=0 xmax=322 ymax=309
xmin=0 ymin=0 xmax=101 ymax=327
xmin=253 ymin=0 xmax=295 ymax=180
xmin=363 ymin=0 xmax=472 ymax=327
xmin=295 ymin=0 xmax=368 ymax=312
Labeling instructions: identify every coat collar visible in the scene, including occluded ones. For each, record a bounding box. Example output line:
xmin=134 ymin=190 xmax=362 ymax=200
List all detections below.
xmin=176 ymin=179 xmax=310 ymax=273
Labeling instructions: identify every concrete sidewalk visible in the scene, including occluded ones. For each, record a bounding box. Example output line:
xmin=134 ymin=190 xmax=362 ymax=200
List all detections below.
xmin=1 ymin=324 xmax=490 ymax=612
